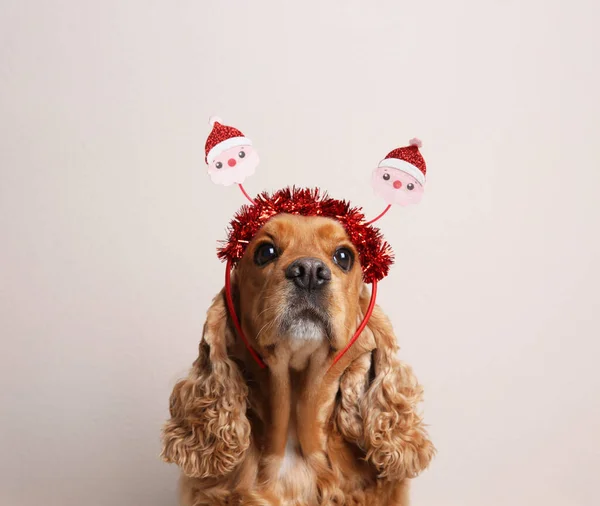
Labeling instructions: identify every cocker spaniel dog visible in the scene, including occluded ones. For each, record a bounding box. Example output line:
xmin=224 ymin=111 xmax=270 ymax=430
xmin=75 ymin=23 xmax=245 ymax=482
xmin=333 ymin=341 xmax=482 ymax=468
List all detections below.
xmin=161 ymin=213 xmax=434 ymax=505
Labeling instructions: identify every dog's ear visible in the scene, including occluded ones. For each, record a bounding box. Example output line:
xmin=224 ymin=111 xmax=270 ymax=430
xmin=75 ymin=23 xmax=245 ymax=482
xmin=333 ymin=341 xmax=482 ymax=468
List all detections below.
xmin=160 ymin=290 xmax=250 ymax=479
xmin=336 ymin=304 xmax=435 ymax=481
xmin=361 ymin=306 xmax=435 ymax=480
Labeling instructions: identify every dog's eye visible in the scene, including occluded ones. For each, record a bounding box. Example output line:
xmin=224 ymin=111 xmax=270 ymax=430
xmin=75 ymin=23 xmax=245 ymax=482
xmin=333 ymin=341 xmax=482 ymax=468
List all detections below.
xmin=215 ymin=161 xmax=223 ymax=169
xmin=407 ymin=183 xmax=414 ymax=190
xmin=238 ymin=150 xmax=246 ymax=158
xmin=383 ymin=173 xmax=390 ymax=181
xmin=333 ymin=247 xmax=354 ymax=272
xmin=254 ymin=242 xmax=278 ymax=266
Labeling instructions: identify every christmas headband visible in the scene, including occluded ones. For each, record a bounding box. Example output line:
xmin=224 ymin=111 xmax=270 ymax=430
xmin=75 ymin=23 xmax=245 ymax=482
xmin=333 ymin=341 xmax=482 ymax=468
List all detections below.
xmin=204 ymin=116 xmax=427 ymax=369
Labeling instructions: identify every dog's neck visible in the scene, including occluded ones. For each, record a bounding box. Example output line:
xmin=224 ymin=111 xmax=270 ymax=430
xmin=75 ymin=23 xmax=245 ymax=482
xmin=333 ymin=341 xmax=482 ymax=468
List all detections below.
xmin=237 ymin=336 xmax=338 ymax=469
xmin=280 ymin=333 xmax=325 ymax=371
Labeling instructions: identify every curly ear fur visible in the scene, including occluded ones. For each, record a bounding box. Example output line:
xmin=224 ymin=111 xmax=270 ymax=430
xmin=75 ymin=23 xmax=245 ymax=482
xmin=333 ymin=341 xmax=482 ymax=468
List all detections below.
xmin=161 ymin=291 xmax=251 ymax=479
xmin=334 ymin=351 xmax=371 ymax=446
xmin=336 ymin=306 xmax=435 ymax=481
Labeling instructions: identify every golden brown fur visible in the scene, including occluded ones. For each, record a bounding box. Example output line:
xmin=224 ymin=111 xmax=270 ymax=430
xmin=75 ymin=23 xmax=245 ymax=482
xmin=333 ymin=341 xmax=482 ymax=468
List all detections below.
xmin=161 ymin=214 xmax=435 ymax=505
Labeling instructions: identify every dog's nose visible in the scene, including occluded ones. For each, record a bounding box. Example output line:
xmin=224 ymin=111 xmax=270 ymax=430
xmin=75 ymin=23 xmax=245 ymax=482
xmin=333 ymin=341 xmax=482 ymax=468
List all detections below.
xmin=285 ymin=257 xmax=331 ymax=291
xmin=228 ymin=158 xmax=237 ymax=167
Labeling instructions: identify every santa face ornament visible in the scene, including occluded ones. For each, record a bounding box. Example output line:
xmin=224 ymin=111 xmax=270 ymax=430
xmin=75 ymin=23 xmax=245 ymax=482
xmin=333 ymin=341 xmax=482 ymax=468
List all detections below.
xmin=371 ymin=139 xmax=427 ymax=207
xmin=205 ymin=117 xmax=259 ymax=187
xmin=371 ymin=167 xmax=424 ymax=206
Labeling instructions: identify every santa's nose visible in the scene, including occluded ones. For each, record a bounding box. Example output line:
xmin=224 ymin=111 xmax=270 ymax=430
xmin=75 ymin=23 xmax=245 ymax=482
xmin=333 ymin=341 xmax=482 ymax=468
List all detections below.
xmin=228 ymin=158 xmax=237 ymax=167
xmin=393 ymin=180 xmax=402 ymax=189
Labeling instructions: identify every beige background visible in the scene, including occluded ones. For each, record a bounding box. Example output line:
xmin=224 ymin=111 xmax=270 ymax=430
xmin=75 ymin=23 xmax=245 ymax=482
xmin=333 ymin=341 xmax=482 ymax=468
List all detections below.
xmin=1 ymin=1 xmax=599 ymax=505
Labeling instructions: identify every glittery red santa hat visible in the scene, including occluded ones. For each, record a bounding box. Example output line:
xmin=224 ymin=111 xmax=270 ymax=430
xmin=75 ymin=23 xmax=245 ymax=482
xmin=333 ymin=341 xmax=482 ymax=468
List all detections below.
xmin=378 ymin=138 xmax=427 ymax=185
xmin=205 ymin=116 xmax=253 ymax=164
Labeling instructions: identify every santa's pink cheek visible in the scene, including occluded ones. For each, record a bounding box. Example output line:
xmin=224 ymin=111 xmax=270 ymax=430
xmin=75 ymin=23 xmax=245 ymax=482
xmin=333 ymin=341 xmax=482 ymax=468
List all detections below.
xmin=228 ymin=158 xmax=237 ymax=167
xmin=393 ymin=180 xmax=402 ymax=189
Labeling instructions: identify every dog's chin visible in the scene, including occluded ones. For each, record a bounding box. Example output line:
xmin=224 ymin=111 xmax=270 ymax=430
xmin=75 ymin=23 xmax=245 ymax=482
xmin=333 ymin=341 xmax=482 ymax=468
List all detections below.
xmin=280 ymin=307 xmax=330 ymax=342
xmin=285 ymin=318 xmax=325 ymax=341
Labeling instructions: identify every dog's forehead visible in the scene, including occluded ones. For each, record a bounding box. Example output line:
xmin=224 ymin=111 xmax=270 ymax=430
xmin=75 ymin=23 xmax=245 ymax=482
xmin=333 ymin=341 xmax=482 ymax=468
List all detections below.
xmin=259 ymin=214 xmax=349 ymax=242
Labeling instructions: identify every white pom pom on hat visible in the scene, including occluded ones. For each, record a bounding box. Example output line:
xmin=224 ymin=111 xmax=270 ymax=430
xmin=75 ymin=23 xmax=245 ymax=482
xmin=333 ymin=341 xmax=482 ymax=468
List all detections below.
xmin=409 ymin=138 xmax=423 ymax=148
xmin=209 ymin=115 xmax=223 ymax=126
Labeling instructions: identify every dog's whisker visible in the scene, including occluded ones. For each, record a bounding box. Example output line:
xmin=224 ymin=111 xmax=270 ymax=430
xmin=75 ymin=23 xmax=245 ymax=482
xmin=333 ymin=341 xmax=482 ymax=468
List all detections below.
xmin=256 ymin=311 xmax=282 ymax=341
xmin=255 ymin=320 xmax=272 ymax=341
xmin=257 ymin=304 xmax=277 ymax=319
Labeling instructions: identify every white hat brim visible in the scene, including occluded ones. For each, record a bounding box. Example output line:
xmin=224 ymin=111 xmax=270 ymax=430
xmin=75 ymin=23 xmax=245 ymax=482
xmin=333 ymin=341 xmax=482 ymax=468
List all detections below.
xmin=378 ymin=158 xmax=426 ymax=185
xmin=207 ymin=136 xmax=252 ymax=163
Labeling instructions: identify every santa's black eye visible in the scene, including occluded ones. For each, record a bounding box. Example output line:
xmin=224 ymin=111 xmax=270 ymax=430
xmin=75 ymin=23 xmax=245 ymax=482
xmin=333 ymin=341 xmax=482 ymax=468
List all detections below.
xmin=238 ymin=150 xmax=246 ymax=158
xmin=254 ymin=242 xmax=278 ymax=266
xmin=215 ymin=161 xmax=223 ymax=169
xmin=333 ymin=247 xmax=354 ymax=272
xmin=383 ymin=173 xmax=390 ymax=181
xmin=407 ymin=183 xmax=414 ymax=190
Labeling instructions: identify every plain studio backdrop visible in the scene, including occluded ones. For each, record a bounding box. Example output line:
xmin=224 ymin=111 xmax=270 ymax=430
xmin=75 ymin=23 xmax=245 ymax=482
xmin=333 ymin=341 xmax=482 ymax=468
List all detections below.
xmin=1 ymin=1 xmax=599 ymax=505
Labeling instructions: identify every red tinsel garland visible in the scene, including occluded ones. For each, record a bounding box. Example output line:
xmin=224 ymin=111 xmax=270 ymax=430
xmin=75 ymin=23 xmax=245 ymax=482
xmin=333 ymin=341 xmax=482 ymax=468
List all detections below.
xmin=217 ymin=187 xmax=394 ymax=283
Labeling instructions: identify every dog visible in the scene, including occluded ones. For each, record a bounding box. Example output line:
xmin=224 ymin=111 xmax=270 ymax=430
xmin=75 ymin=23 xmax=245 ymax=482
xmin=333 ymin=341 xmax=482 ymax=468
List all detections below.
xmin=161 ymin=213 xmax=435 ymax=505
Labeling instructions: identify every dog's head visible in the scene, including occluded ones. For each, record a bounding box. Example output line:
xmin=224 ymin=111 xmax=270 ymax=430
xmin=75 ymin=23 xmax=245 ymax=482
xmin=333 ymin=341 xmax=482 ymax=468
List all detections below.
xmin=235 ymin=214 xmax=364 ymax=354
